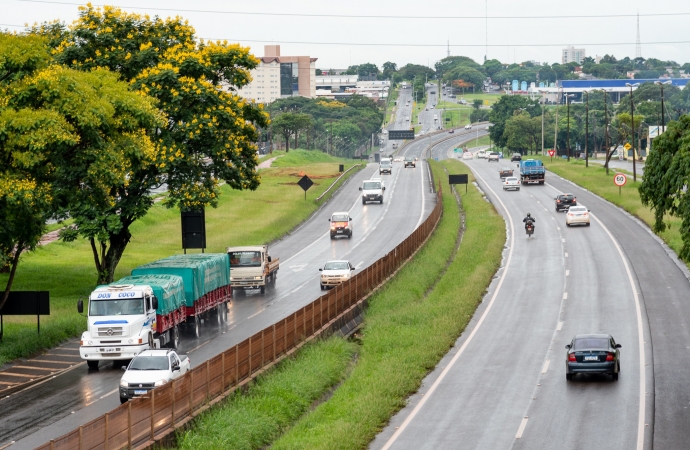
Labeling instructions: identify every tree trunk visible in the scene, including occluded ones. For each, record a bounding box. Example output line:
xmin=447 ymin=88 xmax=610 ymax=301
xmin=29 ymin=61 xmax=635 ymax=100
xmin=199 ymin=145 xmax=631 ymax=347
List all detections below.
xmin=285 ymin=135 xmax=290 ymax=153
xmin=0 ymin=242 xmax=25 ymax=311
xmin=92 ymin=226 xmax=132 ymax=285
xmin=295 ymin=131 xmax=298 ymax=150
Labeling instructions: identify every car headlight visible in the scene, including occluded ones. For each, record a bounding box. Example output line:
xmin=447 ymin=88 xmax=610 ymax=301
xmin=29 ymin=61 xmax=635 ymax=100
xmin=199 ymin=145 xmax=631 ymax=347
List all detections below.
xmin=154 ymin=379 xmax=168 ymax=387
xmin=254 ymin=276 xmax=262 ymax=280
xmin=120 ymin=379 xmax=128 ymax=388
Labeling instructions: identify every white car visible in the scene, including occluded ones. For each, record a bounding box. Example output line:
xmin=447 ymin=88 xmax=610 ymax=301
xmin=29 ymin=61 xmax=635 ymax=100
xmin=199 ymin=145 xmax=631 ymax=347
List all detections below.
xmin=382 ymin=130 xmax=388 ymax=134
xmin=462 ymin=151 xmax=473 ymax=160
xmin=565 ymin=205 xmax=591 ymax=226
xmin=119 ymin=349 xmax=190 ymax=403
xmin=464 ymin=124 xmax=472 ymax=129
xmin=319 ymin=260 xmax=355 ymax=290
xmin=503 ymin=176 xmax=520 ymax=191
xmin=487 ymin=152 xmax=500 ymax=162
xmin=394 ymin=157 xmax=403 ymax=162
xmin=476 ymin=150 xmax=486 ymax=159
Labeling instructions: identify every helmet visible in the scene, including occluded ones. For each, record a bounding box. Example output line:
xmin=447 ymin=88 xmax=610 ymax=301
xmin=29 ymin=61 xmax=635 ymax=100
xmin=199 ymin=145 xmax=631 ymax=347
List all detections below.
xmin=527 ymin=213 xmax=532 ymax=217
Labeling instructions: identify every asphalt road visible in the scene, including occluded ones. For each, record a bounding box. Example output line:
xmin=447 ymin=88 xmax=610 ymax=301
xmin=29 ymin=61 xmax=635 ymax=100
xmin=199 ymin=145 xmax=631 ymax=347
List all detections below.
xmin=1 ymin=104 xmax=457 ymax=449
xmin=369 ymin=143 xmax=690 ymax=449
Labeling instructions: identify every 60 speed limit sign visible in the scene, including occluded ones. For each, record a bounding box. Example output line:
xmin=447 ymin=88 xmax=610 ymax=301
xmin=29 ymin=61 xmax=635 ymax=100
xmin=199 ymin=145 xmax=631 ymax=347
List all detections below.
xmin=614 ymin=173 xmax=627 ymax=187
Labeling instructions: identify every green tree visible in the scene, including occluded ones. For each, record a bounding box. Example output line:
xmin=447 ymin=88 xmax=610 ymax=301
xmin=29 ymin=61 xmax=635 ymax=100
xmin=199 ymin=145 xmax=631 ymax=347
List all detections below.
xmin=33 ymin=5 xmax=268 ymax=283
xmin=472 ymin=99 xmax=484 ymax=110
xmin=489 ymin=95 xmax=535 ymax=148
xmin=504 ymin=112 xmax=542 ymax=154
xmin=398 ymin=63 xmax=434 ymax=81
xmin=382 ymin=61 xmax=397 ymax=79
xmin=482 ymin=59 xmax=503 ymax=78
xmin=271 ymin=113 xmax=313 ymax=152
xmin=639 ymin=115 xmax=690 ymax=259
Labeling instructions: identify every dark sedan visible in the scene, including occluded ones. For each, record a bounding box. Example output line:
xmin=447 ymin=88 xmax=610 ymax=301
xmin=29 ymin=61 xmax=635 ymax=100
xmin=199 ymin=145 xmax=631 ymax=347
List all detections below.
xmin=499 ymin=167 xmax=514 ymax=180
xmin=565 ymin=334 xmax=621 ymax=381
xmin=510 ymin=153 xmax=522 ymax=162
xmin=555 ymin=193 xmax=577 ymax=212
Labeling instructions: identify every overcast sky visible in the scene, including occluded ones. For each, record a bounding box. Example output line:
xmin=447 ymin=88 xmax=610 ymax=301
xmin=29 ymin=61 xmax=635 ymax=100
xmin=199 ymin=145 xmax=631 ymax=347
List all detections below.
xmin=3 ymin=0 xmax=690 ymax=70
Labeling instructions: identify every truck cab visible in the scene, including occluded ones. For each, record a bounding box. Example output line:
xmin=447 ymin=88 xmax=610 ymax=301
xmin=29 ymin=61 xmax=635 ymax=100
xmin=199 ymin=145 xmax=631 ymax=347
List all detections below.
xmin=79 ymin=284 xmax=159 ymax=369
xmin=227 ymin=245 xmax=279 ymax=294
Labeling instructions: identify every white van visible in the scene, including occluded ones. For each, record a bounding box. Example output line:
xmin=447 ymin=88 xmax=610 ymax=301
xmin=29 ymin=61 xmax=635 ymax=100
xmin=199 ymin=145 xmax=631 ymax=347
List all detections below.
xmin=360 ymin=178 xmax=385 ymax=204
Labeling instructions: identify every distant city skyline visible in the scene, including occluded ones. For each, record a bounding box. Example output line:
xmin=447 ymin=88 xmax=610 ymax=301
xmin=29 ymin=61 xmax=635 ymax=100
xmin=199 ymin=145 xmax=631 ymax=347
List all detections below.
xmin=4 ymin=0 xmax=690 ymax=70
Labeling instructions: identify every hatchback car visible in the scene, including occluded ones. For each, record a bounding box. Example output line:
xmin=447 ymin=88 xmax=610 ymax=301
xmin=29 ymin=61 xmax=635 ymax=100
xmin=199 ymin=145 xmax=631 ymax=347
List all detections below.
xmin=462 ymin=151 xmax=473 ymax=160
xmin=503 ymin=176 xmax=520 ymax=191
xmin=476 ymin=150 xmax=486 ymax=159
xmin=565 ymin=334 xmax=621 ymax=381
xmin=404 ymin=157 xmax=416 ymax=168
xmin=565 ymin=205 xmax=590 ymax=226
xmin=379 ymin=159 xmax=393 ymax=175
xmin=448 ymin=129 xmax=455 ymax=134
xmin=555 ymin=193 xmax=577 ymax=212
xmin=319 ymin=260 xmax=355 ymax=289
xmin=329 ymin=212 xmax=353 ymax=239
xmin=464 ymin=124 xmax=472 ymax=129
xmin=487 ymin=152 xmax=500 ymax=162
xmin=510 ymin=153 xmax=522 ymax=162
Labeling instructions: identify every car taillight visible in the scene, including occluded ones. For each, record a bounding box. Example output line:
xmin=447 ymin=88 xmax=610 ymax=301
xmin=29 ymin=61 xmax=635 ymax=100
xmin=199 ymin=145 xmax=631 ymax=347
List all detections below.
xmin=606 ymin=353 xmax=614 ymax=361
xmin=556 ymin=200 xmax=561 ymax=203
xmin=568 ymin=354 xmax=576 ymax=362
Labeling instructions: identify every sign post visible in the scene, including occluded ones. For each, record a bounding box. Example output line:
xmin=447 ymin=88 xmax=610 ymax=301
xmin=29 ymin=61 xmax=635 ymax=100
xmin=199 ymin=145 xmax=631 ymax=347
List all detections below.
xmin=613 ymin=172 xmax=627 ymax=196
xmin=548 ymin=149 xmax=555 ymax=162
xmin=449 ymin=174 xmax=469 ymax=193
xmin=298 ymin=175 xmax=314 ymax=201
xmin=623 ymin=142 xmax=631 ymax=161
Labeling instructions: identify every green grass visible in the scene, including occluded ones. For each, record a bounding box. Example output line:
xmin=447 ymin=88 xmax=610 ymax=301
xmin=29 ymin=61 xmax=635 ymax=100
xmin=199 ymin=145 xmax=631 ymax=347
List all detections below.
xmin=533 ymin=155 xmax=685 ymax=260
xmin=455 ymin=92 xmax=501 ymax=105
xmin=436 ymin=103 xmax=472 ymax=128
xmin=385 ymin=89 xmax=400 ymax=124
xmin=174 ymin=337 xmax=357 ymax=450
xmin=0 ymin=150 xmax=363 ymax=365
xmin=467 ymin=135 xmax=491 ymax=148
xmin=270 ymin=159 xmax=505 ymax=449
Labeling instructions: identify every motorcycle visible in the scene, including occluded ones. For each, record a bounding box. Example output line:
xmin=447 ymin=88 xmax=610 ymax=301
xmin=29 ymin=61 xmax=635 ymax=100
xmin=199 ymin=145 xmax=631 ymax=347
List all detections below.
xmin=525 ymin=221 xmax=534 ymax=238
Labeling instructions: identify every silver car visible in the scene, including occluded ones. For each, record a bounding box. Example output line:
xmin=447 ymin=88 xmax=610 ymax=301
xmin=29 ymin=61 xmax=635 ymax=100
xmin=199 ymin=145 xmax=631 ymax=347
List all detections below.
xmin=503 ymin=176 xmax=520 ymax=191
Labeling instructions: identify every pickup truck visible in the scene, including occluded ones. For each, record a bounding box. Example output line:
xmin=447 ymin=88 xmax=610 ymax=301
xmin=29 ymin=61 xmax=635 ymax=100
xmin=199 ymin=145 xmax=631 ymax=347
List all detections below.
xmin=119 ymin=349 xmax=190 ymax=403
xmin=227 ymin=245 xmax=279 ymax=294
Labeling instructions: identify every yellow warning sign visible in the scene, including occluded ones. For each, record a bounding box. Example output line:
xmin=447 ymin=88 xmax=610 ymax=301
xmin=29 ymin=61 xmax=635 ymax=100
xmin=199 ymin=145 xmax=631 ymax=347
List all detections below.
xmin=624 ymin=143 xmax=632 ymax=150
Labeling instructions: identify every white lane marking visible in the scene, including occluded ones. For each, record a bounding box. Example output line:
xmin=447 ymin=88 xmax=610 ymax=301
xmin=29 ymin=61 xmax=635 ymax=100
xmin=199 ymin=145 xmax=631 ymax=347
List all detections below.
xmin=289 ymin=264 xmax=307 ymax=272
xmin=515 ymin=417 xmax=529 ymax=439
xmin=557 ymin=321 xmax=563 ymax=331
xmin=545 ymin=182 xmax=646 ymax=449
xmin=247 ymin=309 xmax=265 ymax=320
xmin=563 ymin=292 xmax=568 ymax=300
xmin=562 ymin=238 xmax=566 ymax=243
xmin=541 ymin=359 xmax=550 ymax=374
xmin=566 ymin=270 xmax=570 ymax=277
xmin=565 ymin=253 xmax=568 ymax=258
xmin=356 ymin=261 xmax=364 ymax=270
xmin=187 ymin=340 xmax=211 ymax=354
xmin=381 ymin=162 xmax=516 ymax=450
xmin=557 ymin=226 xmax=561 ymax=230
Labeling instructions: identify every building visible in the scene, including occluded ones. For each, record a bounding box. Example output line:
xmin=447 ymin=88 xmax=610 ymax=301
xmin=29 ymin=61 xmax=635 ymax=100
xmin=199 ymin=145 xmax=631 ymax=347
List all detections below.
xmin=236 ymin=45 xmax=317 ymax=103
xmin=562 ymin=46 xmax=586 ymax=64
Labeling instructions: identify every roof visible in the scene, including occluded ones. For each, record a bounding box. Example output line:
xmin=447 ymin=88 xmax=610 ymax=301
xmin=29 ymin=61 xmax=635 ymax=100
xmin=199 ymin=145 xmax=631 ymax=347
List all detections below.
xmin=573 ymin=334 xmax=612 ymax=339
xmin=136 ymin=349 xmax=174 ymax=356
xmin=330 ymin=211 xmax=350 ymax=216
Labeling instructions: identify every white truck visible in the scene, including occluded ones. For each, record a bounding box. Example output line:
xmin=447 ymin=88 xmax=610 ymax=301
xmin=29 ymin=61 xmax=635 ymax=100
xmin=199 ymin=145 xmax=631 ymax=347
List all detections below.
xmin=360 ymin=178 xmax=385 ymax=204
xmin=227 ymin=245 xmax=279 ymax=294
xmin=119 ymin=349 xmax=190 ymax=403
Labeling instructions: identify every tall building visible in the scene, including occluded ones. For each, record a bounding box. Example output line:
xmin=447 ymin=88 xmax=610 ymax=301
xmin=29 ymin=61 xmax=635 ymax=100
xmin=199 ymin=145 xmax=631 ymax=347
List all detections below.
xmin=236 ymin=45 xmax=317 ymax=103
xmin=562 ymin=46 xmax=586 ymax=64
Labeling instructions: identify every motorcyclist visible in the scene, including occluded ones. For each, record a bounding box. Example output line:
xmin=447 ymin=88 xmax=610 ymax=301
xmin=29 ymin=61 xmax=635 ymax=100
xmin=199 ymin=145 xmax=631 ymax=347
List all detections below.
xmin=523 ymin=213 xmax=536 ymax=231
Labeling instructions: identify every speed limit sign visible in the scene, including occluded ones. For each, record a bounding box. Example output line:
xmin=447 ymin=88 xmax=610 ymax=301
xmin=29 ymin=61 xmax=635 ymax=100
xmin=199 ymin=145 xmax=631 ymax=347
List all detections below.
xmin=613 ymin=173 xmax=627 ymax=186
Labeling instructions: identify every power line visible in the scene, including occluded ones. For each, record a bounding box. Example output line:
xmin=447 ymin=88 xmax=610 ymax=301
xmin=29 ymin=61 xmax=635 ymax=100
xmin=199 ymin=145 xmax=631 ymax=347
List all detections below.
xmin=13 ymin=0 xmax=690 ymax=20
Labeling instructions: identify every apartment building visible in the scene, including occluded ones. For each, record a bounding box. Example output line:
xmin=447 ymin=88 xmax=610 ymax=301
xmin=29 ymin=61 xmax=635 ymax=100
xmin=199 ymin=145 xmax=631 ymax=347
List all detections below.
xmin=562 ymin=46 xmax=586 ymax=64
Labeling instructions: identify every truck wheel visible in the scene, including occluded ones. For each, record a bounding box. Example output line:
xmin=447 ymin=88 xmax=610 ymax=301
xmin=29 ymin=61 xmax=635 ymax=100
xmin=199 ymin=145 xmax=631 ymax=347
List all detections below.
xmin=260 ymin=286 xmax=265 ymax=294
xmin=362 ymin=198 xmax=366 ymax=205
xmin=170 ymin=325 xmax=180 ymax=349
xmin=120 ymin=396 xmax=128 ymax=404
xmin=189 ymin=316 xmax=200 ymax=338
xmin=87 ymin=360 xmax=99 ymax=370
xmin=216 ymin=305 xmax=223 ymax=325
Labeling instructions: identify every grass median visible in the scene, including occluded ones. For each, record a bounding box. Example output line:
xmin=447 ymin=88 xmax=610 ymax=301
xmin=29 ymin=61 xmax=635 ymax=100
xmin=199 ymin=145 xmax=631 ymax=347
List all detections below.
xmin=268 ymin=159 xmax=505 ymax=449
xmin=0 ymin=150 xmax=363 ymax=365
xmin=534 ymin=155 xmax=685 ymax=260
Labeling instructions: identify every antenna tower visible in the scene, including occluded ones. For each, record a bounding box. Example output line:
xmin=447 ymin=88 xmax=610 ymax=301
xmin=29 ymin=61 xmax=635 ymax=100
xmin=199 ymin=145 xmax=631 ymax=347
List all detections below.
xmin=447 ymin=39 xmax=450 ymax=58
xmin=635 ymin=12 xmax=642 ymax=59
xmin=485 ymin=0 xmax=488 ymax=61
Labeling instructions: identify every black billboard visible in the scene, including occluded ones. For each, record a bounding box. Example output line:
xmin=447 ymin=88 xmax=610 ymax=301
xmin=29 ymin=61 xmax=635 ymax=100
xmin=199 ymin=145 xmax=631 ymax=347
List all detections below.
xmin=388 ymin=130 xmax=415 ymax=140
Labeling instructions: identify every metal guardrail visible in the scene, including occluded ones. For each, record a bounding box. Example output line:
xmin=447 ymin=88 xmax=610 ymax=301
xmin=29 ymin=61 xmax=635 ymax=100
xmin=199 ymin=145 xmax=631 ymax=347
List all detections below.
xmin=315 ymin=164 xmax=362 ymax=202
xmin=38 ymin=184 xmax=444 ymax=450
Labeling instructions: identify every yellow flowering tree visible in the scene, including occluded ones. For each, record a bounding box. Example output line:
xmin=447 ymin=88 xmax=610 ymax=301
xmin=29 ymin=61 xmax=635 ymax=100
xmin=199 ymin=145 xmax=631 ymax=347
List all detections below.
xmin=28 ymin=5 xmax=267 ymax=283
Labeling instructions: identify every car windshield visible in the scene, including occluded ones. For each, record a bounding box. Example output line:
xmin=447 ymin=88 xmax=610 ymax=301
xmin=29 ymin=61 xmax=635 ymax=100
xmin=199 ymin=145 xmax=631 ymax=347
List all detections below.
xmin=331 ymin=214 xmax=349 ymax=222
xmin=573 ymin=338 xmax=609 ymax=350
xmin=569 ymin=206 xmax=586 ymax=212
xmin=229 ymin=251 xmax=261 ymax=267
xmin=506 ymin=177 xmax=518 ymax=182
xmin=559 ymin=195 xmax=574 ymax=201
xmin=404 ymin=157 xmax=413 ymax=161
xmin=501 ymin=167 xmax=512 ymax=171
xmin=363 ymin=182 xmax=381 ymax=190
xmin=380 ymin=161 xmax=391 ymax=167
xmin=90 ymin=298 xmax=144 ymax=316
xmin=128 ymin=356 xmax=169 ymax=371
xmin=323 ymin=262 xmax=349 ymax=270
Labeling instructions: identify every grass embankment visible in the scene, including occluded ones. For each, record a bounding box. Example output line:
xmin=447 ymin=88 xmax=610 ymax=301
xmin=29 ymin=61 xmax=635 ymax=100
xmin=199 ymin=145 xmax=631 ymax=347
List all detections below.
xmin=270 ymin=159 xmax=505 ymax=449
xmin=534 ymin=155 xmax=685 ymax=258
xmin=436 ymin=102 xmax=471 ymax=128
xmin=0 ymin=150 xmax=363 ymax=365
xmin=467 ymin=135 xmax=491 ymax=148
xmin=385 ymin=88 xmax=399 ymax=124
xmin=456 ymin=92 xmax=500 ymax=105
xmin=174 ymin=337 xmax=357 ymax=450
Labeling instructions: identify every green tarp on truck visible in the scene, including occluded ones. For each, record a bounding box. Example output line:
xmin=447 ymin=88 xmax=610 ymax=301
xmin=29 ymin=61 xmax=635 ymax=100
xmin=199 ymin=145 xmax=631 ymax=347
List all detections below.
xmin=131 ymin=254 xmax=230 ymax=307
xmin=111 ymin=274 xmax=185 ymax=316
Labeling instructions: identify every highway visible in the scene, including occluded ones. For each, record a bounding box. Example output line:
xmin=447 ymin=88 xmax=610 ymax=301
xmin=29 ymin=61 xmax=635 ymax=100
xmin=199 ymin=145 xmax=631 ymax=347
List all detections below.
xmin=373 ymin=145 xmax=690 ymax=449
xmin=0 ymin=86 xmax=475 ymax=449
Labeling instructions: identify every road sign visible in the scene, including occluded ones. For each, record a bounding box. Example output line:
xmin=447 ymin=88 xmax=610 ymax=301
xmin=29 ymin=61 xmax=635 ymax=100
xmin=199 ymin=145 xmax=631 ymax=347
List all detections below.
xmin=298 ymin=175 xmax=314 ymax=200
xmin=547 ymin=149 xmax=555 ymax=157
xmin=624 ymin=142 xmax=632 ymax=151
xmin=614 ymin=173 xmax=627 ymax=187
xmin=389 ymin=130 xmax=415 ymax=140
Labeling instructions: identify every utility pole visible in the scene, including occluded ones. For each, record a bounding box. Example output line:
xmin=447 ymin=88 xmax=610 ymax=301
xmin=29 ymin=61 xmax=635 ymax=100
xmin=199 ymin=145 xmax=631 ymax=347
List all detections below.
xmin=541 ymin=92 xmax=545 ymax=155
xmin=604 ymin=89 xmax=610 ymax=173
xmin=554 ymin=102 xmax=559 ymax=156
xmin=626 ymin=82 xmax=640 ymax=181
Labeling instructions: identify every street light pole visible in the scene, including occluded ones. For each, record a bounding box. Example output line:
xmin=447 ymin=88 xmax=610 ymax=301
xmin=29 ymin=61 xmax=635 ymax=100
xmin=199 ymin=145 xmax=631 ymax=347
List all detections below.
xmin=584 ymin=91 xmax=589 ymax=168
xmin=626 ymin=83 xmax=640 ymax=181
xmin=566 ymin=94 xmax=574 ymax=162
xmin=654 ymin=80 xmax=671 ymax=135
xmin=541 ymin=92 xmax=545 ymax=156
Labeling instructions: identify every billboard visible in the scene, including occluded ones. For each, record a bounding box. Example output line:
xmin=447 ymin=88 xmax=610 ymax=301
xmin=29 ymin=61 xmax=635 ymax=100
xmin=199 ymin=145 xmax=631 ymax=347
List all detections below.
xmin=389 ymin=130 xmax=415 ymax=140
xmin=649 ymin=126 xmax=666 ymax=138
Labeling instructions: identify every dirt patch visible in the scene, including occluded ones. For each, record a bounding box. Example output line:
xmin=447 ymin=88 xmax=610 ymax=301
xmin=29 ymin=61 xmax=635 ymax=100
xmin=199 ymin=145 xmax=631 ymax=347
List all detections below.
xmin=279 ymin=182 xmax=321 ymax=186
